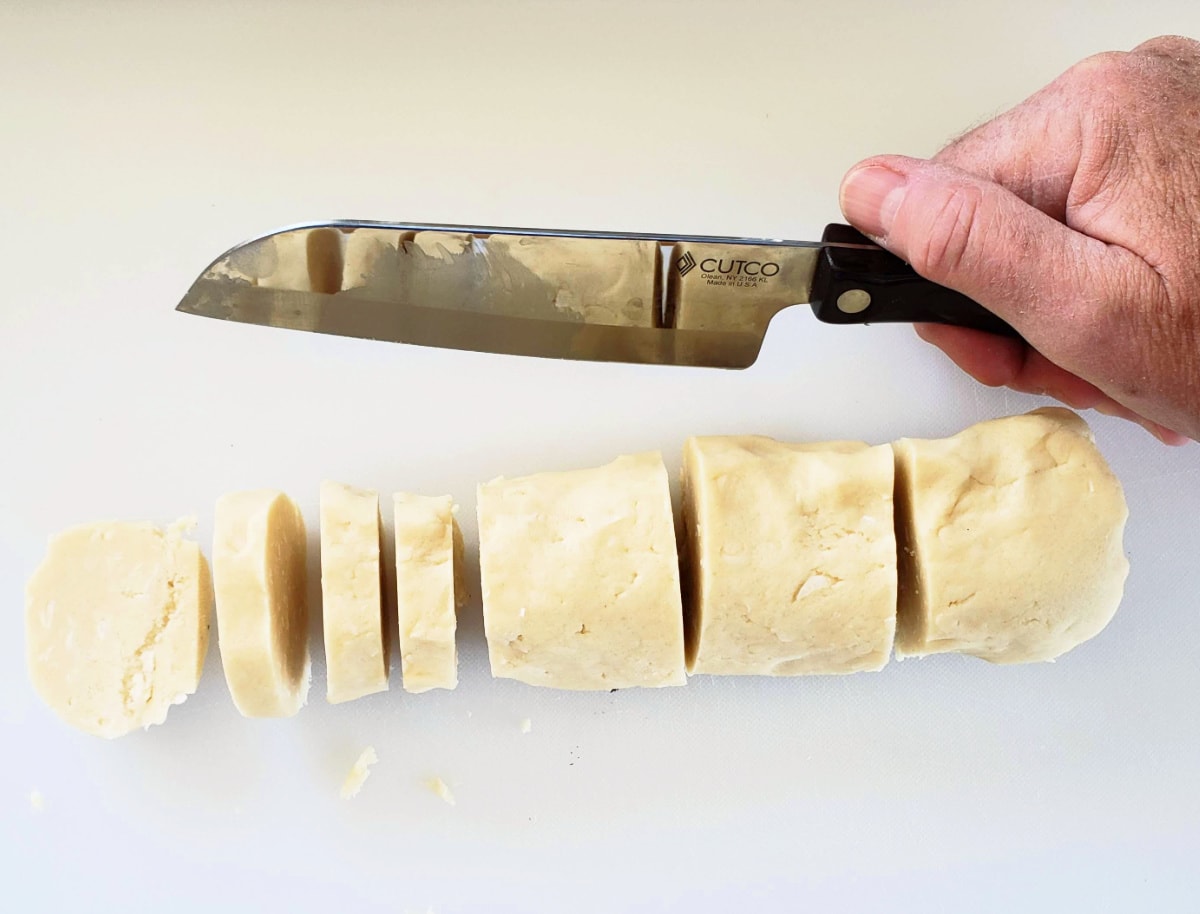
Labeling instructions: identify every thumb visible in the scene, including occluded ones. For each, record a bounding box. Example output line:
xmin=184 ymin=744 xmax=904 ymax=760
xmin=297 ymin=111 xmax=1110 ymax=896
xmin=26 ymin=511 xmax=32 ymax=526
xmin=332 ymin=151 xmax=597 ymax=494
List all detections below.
xmin=838 ymin=155 xmax=1118 ymax=344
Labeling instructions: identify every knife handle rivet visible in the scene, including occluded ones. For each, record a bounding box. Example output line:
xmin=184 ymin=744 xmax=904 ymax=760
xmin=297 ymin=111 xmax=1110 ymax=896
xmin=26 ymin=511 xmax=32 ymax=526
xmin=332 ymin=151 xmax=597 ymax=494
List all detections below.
xmin=836 ymin=289 xmax=872 ymax=315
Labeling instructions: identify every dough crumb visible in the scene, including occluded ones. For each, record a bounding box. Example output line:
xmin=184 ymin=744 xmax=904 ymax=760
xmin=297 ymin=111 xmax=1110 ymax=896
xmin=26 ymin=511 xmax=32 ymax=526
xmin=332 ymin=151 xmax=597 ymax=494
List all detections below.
xmin=520 ymin=718 xmax=532 ymax=734
xmin=166 ymin=515 xmax=198 ymax=537
xmin=29 ymin=789 xmax=43 ymax=812
xmin=426 ymin=776 xmax=456 ymax=806
xmin=340 ymin=746 xmax=379 ymax=799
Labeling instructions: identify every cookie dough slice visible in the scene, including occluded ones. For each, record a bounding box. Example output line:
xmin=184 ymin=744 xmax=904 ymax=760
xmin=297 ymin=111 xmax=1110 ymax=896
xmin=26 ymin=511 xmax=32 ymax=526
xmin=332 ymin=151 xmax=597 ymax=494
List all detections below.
xmin=213 ymin=490 xmax=310 ymax=716
xmin=320 ymin=481 xmax=387 ymax=704
xmin=393 ymin=493 xmax=464 ymax=693
xmin=478 ymin=452 xmax=687 ymax=690
xmin=893 ymin=408 xmax=1129 ymax=663
xmin=682 ymin=436 xmax=896 ymax=675
xmin=25 ymin=519 xmax=212 ymax=739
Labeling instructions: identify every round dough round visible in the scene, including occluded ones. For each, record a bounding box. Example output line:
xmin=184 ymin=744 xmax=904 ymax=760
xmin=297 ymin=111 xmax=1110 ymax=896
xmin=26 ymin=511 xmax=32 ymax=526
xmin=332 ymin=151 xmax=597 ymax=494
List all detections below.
xmin=25 ymin=520 xmax=212 ymax=739
xmin=213 ymin=490 xmax=310 ymax=717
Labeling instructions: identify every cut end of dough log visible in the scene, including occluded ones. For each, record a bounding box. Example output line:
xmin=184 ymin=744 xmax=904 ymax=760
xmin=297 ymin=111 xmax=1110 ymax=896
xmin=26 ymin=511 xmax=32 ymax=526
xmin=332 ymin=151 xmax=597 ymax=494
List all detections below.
xmin=24 ymin=519 xmax=212 ymax=739
xmin=893 ymin=408 xmax=1129 ymax=664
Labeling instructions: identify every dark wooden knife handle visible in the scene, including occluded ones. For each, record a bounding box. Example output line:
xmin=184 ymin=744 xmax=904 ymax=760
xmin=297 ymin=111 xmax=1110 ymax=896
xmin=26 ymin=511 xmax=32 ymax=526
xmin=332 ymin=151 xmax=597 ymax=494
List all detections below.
xmin=809 ymin=223 xmax=1020 ymax=338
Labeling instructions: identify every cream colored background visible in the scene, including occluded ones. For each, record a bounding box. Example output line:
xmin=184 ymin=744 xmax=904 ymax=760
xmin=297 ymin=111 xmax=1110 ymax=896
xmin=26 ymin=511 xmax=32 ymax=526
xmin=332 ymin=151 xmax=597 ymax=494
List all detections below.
xmin=2 ymin=2 xmax=1199 ymax=911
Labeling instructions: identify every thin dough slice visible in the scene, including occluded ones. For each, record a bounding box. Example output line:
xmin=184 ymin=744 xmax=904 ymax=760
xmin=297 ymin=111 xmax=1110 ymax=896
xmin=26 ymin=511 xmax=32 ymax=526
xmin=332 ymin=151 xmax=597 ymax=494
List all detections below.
xmin=320 ymin=481 xmax=387 ymax=704
xmin=213 ymin=490 xmax=310 ymax=716
xmin=682 ymin=436 xmax=897 ymax=675
xmin=893 ymin=408 xmax=1129 ymax=663
xmin=393 ymin=492 xmax=463 ymax=693
xmin=24 ymin=519 xmax=212 ymax=739
xmin=477 ymin=452 xmax=687 ymax=690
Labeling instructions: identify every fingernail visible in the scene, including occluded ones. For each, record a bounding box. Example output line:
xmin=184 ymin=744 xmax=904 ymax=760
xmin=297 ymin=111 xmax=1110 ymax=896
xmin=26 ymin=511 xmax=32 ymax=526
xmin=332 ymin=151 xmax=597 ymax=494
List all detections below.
xmin=840 ymin=165 xmax=908 ymax=238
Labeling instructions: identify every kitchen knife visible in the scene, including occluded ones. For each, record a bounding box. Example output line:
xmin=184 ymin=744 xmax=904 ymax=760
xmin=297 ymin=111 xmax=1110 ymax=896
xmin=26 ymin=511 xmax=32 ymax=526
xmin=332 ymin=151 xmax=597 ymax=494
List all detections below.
xmin=177 ymin=221 xmax=1017 ymax=368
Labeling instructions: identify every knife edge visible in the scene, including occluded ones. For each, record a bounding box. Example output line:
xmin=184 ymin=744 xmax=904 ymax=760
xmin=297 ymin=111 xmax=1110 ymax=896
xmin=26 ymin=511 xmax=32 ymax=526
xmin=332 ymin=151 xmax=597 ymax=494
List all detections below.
xmin=178 ymin=279 xmax=767 ymax=369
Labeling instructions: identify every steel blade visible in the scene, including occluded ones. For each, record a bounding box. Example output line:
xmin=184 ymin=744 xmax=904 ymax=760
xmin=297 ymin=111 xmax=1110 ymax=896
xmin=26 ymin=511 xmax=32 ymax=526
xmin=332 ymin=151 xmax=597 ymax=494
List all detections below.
xmin=175 ymin=222 xmax=872 ymax=367
xmin=178 ymin=279 xmax=765 ymax=368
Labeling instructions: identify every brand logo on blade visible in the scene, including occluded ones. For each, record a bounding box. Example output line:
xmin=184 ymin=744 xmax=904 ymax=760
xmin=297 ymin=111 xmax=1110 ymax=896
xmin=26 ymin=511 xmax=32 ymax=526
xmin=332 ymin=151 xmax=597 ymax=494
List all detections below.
xmin=698 ymin=258 xmax=780 ymax=277
xmin=677 ymin=251 xmax=784 ymax=289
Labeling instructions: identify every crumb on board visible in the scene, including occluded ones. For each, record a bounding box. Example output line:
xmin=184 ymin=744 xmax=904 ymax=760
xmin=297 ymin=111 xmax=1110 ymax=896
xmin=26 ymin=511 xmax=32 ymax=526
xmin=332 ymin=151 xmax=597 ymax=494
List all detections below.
xmin=426 ymin=776 xmax=456 ymax=806
xmin=520 ymin=718 xmax=532 ymax=734
xmin=340 ymin=746 xmax=379 ymax=799
xmin=30 ymin=789 xmax=43 ymax=812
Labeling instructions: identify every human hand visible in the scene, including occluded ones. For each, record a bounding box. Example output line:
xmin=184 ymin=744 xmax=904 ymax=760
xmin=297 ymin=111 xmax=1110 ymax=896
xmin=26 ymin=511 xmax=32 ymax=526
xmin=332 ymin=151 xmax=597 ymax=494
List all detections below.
xmin=839 ymin=35 xmax=1200 ymax=444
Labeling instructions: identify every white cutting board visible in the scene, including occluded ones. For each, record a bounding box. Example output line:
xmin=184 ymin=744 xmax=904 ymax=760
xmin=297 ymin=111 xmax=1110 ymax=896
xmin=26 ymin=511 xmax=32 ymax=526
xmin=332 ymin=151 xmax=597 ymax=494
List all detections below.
xmin=2 ymin=2 xmax=1198 ymax=911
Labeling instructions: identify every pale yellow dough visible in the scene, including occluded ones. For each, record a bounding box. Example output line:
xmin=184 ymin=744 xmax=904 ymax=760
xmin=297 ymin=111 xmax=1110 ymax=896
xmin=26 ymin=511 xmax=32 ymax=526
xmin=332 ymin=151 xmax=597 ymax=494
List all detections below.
xmin=25 ymin=519 xmax=212 ymax=739
xmin=340 ymin=746 xmax=379 ymax=799
xmin=213 ymin=490 xmax=310 ymax=716
xmin=682 ymin=436 xmax=897 ymax=675
xmin=893 ymin=408 xmax=1129 ymax=663
xmin=477 ymin=452 xmax=687 ymax=690
xmin=393 ymin=492 xmax=463 ymax=693
xmin=320 ymin=481 xmax=387 ymax=704
xmin=426 ymin=776 xmax=456 ymax=806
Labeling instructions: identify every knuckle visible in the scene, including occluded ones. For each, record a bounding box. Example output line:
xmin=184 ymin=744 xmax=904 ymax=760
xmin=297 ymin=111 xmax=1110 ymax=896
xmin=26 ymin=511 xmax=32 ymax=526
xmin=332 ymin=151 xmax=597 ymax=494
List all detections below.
xmin=1063 ymin=50 xmax=1128 ymax=85
xmin=1132 ymin=34 xmax=1200 ymax=59
xmin=1084 ymin=37 xmax=1200 ymax=103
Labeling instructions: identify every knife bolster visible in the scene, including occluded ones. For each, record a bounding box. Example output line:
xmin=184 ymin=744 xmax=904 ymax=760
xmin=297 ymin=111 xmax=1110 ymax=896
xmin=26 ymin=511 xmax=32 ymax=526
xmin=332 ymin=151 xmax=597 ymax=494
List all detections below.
xmin=809 ymin=224 xmax=1018 ymax=337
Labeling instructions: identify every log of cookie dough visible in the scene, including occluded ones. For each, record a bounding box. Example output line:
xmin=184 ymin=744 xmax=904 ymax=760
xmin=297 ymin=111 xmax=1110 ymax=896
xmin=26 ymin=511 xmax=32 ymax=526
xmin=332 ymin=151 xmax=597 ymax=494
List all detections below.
xmin=24 ymin=519 xmax=212 ymax=739
xmin=320 ymin=481 xmax=387 ymax=704
xmin=477 ymin=452 xmax=687 ymax=690
xmin=893 ymin=408 xmax=1129 ymax=663
xmin=681 ymin=436 xmax=896 ymax=675
xmin=213 ymin=490 xmax=310 ymax=716
xmin=393 ymin=493 xmax=464 ymax=693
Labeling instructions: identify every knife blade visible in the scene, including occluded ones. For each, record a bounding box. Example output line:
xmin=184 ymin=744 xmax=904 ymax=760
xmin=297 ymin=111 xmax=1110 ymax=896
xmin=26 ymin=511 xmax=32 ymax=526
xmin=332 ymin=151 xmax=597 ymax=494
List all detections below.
xmin=176 ymin=220 xmax=1017 ymax=368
